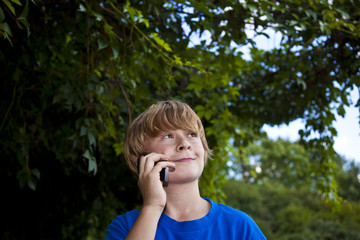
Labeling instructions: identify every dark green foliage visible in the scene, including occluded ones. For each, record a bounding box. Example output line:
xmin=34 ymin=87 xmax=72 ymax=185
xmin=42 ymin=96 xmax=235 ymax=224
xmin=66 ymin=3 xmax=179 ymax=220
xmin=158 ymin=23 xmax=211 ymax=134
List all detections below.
xmin=1 ymin=0 xmax=359 ymax=238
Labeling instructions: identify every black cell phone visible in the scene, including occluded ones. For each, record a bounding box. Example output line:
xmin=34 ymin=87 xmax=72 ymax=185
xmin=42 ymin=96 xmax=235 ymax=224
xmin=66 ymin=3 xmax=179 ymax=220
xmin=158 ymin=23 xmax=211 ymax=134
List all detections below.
xmin=137 ymin=156 xmax=169 ymax=187
xmin=159 ymin=166 xmax=169 ymax=187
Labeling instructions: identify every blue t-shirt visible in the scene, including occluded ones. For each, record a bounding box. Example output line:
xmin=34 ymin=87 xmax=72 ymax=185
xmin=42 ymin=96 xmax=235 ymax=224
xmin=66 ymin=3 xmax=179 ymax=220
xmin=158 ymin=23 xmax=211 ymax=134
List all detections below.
xmin=105 ymin=198 xmax=266 ymax=240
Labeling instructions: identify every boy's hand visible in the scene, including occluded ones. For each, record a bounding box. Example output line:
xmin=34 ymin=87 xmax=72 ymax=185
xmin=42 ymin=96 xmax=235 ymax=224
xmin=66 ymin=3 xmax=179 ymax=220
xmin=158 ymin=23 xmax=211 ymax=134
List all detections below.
xmin=137 ymin=153 xmax=176 ymax=211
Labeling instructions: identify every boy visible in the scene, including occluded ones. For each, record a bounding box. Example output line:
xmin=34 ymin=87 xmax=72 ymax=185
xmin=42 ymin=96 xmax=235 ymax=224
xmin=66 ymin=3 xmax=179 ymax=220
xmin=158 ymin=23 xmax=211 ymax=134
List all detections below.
xmin=105 ymin=100 xmax=266 ymax=239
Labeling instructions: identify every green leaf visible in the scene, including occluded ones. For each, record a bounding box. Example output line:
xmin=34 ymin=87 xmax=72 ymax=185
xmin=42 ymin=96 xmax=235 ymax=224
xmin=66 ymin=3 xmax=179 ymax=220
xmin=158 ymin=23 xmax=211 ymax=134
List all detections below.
xmin=204 ymin=109 xmax=213 ymax=120
xmin=96 ymin=84 xmax=104 ymax=96
xmin=305 ymin=9 xmax=317 ymax=20
xmin=105 ymin=118 xmax=116 ymax=139
xmin=112 ymin=46 xmax=119 ymax=59
xmin=78 ymin=3 xmax=86 ymax=12
xmin=80 ymin=126 xmax=87 ymax=136
xmin=0 ymin=7 xmax=5 ymax=21
xmin=337 ymin=105 xmax=345 ymax=117
xmin=32 ymin=168 xmax=40 ymax=180
xmin=65 ymin=34 xmax=71 ymax=45
xmin=291 ymin=13 xmax=299 ymax=20
xmin=97 ymin=38 xmax=108 ymax=50
xmin=187 ymin=83 xmax=198 ymax=92
xmin=139 ymin=16 xmax=149 ymax=27
xmin=113 ymin=142 xmax=124 ymax=156
xmin=28 ymin=179 xmax=36 ymax=190
xmin=173 ymin=55 xmax=183 ymax=66
xmin=104 ymin=22 xmax=113 ymax=34
xmin=82 ymin=149 xmax=91 ymax=160
xmin=124 ymin=1 xmax=136 ymax=21
xmin=88 ymin=131 xmax=96 ymax=147
xmin=151 ymin=33 xmax=173 ymax=52
xmin=3 ymin=0 xmax=16 ymax=15
xmin=3 ymin=22 xmax=13 ymax=37
xmin=93 ymin=13 xmax=103 ymax=21
xmin=289 ymin=20 xmax=297 ymax=26
xmin=11 ymin=0 xmax=22 ymax=6
xmin=296 ymin=79 xmax=307 ymax=90
xmin=88 ymin=157 xmax=97 ymax=174
xmin=194 ymin=105 xmax=205 ymax=118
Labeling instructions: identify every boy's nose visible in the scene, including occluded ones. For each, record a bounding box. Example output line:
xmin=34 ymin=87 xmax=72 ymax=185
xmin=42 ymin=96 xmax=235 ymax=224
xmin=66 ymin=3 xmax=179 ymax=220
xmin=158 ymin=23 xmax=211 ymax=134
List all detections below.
xmin=177 ymin=140 xmax=191 ymax=151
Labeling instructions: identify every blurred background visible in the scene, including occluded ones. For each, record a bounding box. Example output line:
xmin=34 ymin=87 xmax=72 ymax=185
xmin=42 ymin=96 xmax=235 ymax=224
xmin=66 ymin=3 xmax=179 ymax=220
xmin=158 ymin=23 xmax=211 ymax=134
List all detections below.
xmin=1 ymin=0 xmax=359 ymax=239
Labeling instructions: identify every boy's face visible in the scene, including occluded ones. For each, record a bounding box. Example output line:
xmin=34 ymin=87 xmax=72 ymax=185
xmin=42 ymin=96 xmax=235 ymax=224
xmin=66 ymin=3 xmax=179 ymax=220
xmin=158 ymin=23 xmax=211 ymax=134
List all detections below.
xmin=143 ymin=129 xmax=205 ymax=185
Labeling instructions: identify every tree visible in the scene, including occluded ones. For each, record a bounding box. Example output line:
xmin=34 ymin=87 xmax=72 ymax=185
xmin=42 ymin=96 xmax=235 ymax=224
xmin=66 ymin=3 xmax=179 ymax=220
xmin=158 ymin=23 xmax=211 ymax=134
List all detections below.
xmin=1 ymin=0 xmax=359 ymax=238
xmin=335 ymin=156 xmax=360 ymax=202
xmin=232 ymin=137 xmax=312 ymax=189
xmin=224 ymin=155 xmax=360 ymax=239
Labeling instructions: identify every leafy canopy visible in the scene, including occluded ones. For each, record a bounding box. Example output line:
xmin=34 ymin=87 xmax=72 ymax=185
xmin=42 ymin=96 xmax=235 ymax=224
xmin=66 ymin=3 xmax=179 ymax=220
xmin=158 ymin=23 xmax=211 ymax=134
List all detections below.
xmin=1 ymin=0 xmax=359 ymax=238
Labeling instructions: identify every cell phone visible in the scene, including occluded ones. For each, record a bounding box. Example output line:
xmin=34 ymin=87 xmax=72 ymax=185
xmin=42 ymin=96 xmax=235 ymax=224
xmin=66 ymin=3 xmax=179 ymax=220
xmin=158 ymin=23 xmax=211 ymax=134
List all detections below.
xmin=159 ymin=165 xmax=169 ymax=187
xmin=137 ymin=156 xmax=169 ymax=187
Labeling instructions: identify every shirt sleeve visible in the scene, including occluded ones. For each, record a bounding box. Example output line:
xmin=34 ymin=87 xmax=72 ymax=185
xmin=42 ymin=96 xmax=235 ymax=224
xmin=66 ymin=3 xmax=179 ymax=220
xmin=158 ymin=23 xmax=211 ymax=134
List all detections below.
xmin=242 ymin=214 xmax=267 ymax=240
xmin=104 ymin=217 xmax=127 ymax=240
xmin=104 ymin=211 xmax=139 ymax=240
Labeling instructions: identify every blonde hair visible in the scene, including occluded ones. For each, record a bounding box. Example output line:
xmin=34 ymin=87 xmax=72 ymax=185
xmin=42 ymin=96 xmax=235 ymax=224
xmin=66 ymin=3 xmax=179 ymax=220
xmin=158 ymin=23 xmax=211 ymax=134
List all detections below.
xmin=124 ymin=100 xmax=212 ymax=173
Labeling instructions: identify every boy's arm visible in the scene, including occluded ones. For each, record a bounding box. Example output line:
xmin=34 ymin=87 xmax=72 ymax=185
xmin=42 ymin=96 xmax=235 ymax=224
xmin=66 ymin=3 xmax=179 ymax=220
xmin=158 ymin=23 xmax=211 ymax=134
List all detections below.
xmin=125 ymin=154 xmax=175 ymax=240
xmin=125 ymin=205 xmax=163 ymax=240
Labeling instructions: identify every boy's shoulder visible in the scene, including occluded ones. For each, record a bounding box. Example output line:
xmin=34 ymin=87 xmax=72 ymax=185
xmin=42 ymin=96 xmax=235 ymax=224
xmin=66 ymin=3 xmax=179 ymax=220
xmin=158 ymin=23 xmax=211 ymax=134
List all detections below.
xmin=116 ymin=209 xmax=140 ymax=222
xmin=220 ymin=202 xmax=249 ymax=215
xmin=110 ymin=209 xmax=140 ymax=229
xmin=207 ymin=198 xmax=252 ymax=221
xmin=208 ymin=199 xmax=266 ymax=239
xmin=105 ymin=209 xmax=140 ymax=240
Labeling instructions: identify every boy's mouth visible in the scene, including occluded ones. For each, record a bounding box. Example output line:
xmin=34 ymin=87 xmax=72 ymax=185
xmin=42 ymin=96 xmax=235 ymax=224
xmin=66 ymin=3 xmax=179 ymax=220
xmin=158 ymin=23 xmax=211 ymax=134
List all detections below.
xmin=172 ymin=157 xmax=195 ymax=162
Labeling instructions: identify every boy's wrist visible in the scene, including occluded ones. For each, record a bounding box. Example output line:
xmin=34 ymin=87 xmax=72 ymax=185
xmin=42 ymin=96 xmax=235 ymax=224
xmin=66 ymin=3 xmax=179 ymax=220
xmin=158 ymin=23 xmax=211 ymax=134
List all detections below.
xmin=142 ymin=204 xmax=164 ymax=218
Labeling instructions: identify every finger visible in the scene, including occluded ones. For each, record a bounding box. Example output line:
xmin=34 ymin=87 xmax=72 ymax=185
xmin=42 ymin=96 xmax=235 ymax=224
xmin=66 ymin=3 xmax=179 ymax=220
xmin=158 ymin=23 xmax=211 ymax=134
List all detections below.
xmin=151 ymin=161 xmax=176 ymax=174
xmin=149 ymin=162 xmax=175 ymax=187
xmin=137 ymin=155 xmax=145 ymax=178
xmin=143 ymin=153 xmax=170 ymax=175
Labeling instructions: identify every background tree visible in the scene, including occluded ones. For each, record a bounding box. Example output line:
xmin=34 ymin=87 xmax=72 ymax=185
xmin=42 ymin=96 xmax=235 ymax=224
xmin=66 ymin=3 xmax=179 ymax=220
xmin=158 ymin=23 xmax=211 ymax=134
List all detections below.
xmin=1 ymin=0 xmax=359 ymax=238
xmin=224 ymin=140 xmax=360 ymax=240
xmin=232 ymin=137 xmax=312 ymax=189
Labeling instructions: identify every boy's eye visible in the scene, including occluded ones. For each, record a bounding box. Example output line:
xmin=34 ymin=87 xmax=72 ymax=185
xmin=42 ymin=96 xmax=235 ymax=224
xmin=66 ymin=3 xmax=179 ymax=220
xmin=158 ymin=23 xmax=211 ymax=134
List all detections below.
xmin=163 ymin=133 xmax=173 ymax=139
xmin=189 ymin=132 xmax=198 ymax=137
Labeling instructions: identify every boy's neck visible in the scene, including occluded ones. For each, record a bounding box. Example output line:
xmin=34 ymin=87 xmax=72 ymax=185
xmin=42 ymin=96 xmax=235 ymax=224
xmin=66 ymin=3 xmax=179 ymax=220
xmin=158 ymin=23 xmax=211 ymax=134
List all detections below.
xmin=163 ymin=182 xmax=211 ymax=222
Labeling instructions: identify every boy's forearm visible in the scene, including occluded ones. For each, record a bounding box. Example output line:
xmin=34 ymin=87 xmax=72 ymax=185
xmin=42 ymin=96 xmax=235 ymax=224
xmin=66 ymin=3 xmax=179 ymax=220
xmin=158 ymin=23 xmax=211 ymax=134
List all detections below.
xmin=125 ymin=205 xmax=163 ymax=240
